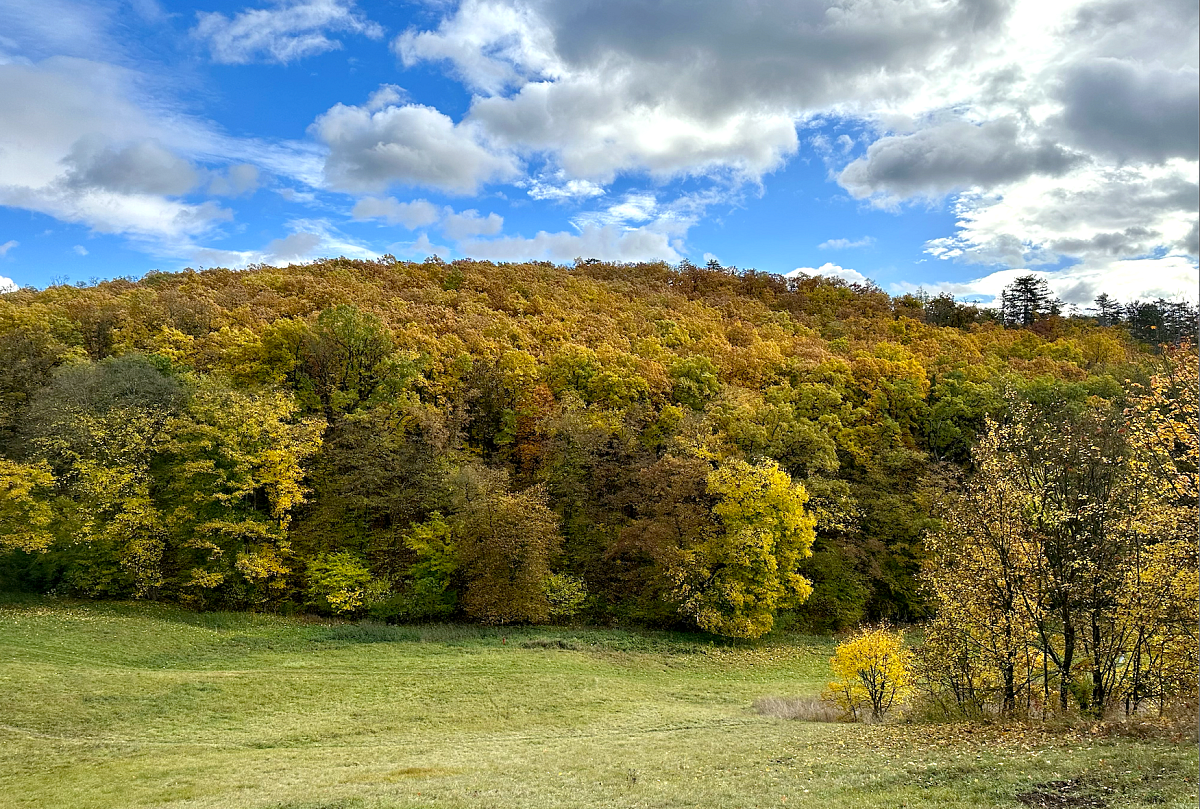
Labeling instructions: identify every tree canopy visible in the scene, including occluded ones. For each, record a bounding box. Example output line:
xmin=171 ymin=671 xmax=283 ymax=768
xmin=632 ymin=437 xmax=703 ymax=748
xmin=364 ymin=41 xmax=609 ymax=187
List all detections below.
xmin=0 ymin=256 xmax=1193 ymax=638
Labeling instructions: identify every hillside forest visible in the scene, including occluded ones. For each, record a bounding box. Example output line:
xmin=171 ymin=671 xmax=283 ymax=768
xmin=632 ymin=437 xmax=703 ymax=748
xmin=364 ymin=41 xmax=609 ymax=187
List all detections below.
xmin=0 ymin=258 xmax=1195 ymax=717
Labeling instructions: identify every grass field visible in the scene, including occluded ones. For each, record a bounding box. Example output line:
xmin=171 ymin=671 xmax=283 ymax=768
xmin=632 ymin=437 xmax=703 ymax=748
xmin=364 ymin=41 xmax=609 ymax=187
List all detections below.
xmin=0 ymin=596 xmax=1195 ymax=809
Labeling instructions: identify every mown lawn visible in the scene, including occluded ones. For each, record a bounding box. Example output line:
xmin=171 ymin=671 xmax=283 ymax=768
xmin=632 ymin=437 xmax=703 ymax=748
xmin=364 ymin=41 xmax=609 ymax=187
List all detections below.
xmin=0 ymin=596 xmax=1195 ymax=809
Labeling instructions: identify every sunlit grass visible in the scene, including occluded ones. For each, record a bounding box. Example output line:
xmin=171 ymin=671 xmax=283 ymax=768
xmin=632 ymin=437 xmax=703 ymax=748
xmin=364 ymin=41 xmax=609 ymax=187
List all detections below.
xmin=0 ymin=596 xmax=1195 ymax=809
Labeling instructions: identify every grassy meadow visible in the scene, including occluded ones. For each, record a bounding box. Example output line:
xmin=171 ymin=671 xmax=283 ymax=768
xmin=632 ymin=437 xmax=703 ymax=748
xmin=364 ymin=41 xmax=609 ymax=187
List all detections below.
xmin=0 ymin=596 xmax=1195 ymax=809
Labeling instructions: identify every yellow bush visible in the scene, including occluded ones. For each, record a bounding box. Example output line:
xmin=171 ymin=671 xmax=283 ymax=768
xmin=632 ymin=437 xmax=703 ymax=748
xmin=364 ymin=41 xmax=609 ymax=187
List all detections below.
xmin=825 ymin=626 xmax=912 ymax=722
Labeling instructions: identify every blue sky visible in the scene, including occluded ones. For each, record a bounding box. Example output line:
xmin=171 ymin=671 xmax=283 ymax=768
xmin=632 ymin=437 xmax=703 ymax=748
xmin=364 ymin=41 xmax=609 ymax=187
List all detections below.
xmin=0 ymin=0 xmax=1196 ymax=307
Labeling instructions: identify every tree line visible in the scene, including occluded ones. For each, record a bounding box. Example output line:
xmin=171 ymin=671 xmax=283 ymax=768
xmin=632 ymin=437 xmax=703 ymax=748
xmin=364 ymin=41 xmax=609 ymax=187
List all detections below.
xmin=0 ymin=257 xmax=1194 ymax=650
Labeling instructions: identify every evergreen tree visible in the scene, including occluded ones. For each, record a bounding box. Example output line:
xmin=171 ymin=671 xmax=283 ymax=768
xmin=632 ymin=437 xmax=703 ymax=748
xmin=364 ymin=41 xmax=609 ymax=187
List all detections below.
xmin=1000 ymin=274 xmax=1055 ymax=327
xmin=1092 ymin=293 xmax=1122 ymax=327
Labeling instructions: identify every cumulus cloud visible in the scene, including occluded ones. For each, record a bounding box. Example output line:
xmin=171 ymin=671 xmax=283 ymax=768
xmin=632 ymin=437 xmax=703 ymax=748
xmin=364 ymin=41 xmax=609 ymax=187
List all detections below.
xmin=386 ymin=0 xmax=1194 ymax=300
xmin=390 ymin=232 xmax=451 ymax=260
xmin=63 ymin=137 xmax=199 ymax=196
xmin=896 ymin=258 xmax=1199 ymax=307
xmin=394 ymin=0 xmax=558 ymax=95
xmin=461 ymin=223 xmax=680 ymax=263
xmin=839 ymin=119 xmax=1084 ymax=201
xmin=396 ymin=0 xmax=1015 ymax=185
xmin=442 ymin=209 xmax=504 ymax=240
xmin=72 ymin=244 xmax=88 ymax=256
xmin=468 ymin=79 xmax=800 ymax=184
xmin=350 ymin=197 xmax=504 ymax=239
xmin=1054 ymin=59 xmax=1199 ymax=163
xmin=0 ymin=56 xmax=238 ymax=250
xmin=263 ymin=231 xmax=322 ymax=263
xmin=312 ymin=98 xmax=518 ymax=194
xmin=351 ymin=197 xmax=441 ymax=228
xmin=786 ymin=262 xmax=870 ymax=285
xmin=191 ymin=220 xmax=379 ymax=268
xmin=192 ymin=0 xmax=383 ymax=65
xmin=924 ymin=165 xmax=1198 ymax=268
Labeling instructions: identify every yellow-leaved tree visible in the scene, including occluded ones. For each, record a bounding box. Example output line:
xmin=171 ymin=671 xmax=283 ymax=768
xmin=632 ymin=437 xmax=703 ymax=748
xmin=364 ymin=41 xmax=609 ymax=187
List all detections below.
xmin=825 ymin=625 xmax=912 ymax=722
xmin=0 ymin=459 xmax=57 ymax=552
xmin=921 ymin=347 xmax=1198 ymax=719
xmin=677 ymin=458 xmax=816 ymax=638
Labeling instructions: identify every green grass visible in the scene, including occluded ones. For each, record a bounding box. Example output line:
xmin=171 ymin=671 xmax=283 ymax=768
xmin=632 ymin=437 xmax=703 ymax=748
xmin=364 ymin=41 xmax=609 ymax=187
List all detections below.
xmin=0 ymin=596 xmax=1195 ymax=809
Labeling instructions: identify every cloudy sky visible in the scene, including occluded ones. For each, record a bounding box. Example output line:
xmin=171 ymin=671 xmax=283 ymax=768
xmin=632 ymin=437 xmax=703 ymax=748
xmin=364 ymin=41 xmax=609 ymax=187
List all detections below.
xmin=0 ymin=0 xmax=1196 ymax=305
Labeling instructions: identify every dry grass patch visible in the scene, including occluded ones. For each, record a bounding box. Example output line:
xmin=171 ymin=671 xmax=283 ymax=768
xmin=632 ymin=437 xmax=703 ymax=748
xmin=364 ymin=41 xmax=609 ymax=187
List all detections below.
xmin=753 ymin=694 xmax=843 ymax=722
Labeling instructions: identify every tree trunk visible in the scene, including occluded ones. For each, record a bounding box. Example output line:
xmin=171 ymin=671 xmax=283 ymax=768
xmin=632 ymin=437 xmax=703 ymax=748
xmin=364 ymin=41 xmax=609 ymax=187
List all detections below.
xmin=1060 ymin=612 xmax=1075 ymax=712
xmin=1090 ymin=617 xmax=1106 ymax=717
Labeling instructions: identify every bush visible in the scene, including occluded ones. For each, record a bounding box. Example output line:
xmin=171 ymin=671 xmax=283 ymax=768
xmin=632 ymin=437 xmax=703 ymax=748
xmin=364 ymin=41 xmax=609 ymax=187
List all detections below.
xmin=545 ymin=573 xmax=587 ymax=620
xmin=369 ymin=578 xmax=457 ymax=623
xmin=306 ymin=552 xmax=387 ymax=616
xmin=824 ymin=625 xmax=912 ymax=722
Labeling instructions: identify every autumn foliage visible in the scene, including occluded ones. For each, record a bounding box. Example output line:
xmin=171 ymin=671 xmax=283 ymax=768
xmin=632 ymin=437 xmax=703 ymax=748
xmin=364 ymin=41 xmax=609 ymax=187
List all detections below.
xmin=0 ymin=257 xmax=1193 ymax=642
xmin=920 ymin=346 xmax=1198 ymax=719
xmin=826 ymin=625 xmax=913 ymax=722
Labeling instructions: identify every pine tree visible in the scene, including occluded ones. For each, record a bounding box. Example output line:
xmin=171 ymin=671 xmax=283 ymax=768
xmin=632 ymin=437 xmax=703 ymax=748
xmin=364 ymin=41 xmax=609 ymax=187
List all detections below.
xmin=1093 ymin=293 xmax=1122 ymax=327
xmin=1000 ymin=274 xmax=1055 ymax=327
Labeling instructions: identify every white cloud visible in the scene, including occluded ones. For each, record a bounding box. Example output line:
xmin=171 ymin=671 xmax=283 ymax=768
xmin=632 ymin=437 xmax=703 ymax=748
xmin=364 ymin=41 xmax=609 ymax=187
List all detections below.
xmin=787 ymin=263 xmax=870 ymax=285
xmin=192 ymin=0 xmax=383 ymax=65
xmin=575 ymin=193 xmax=659 ymax=228
xmin=263 ymin=231 xmax=322 ymax=263
xmin=394 ymin=0 xmax=559 ymax=96
xmin=0 ymin=56 xmax=235 ymax=249
xmin=311 ymin=97 xmax=519 ymax=194
xmin=838 ymin=119 xmax=1084 ymax=203
xmin=190 ymin=219 xmax=379 ymax=268
xmin=63 ymin=136 xmax=200 ymax=196
xmin=277 ymin=187 xmax=319 ymax=204
xmin=0 ymin=240 xmax=17 ymax=257
xmin=462 ymin=223 xmax=681 ymax=263
xmin=442 ymin=209 xmax=503 ymax=240
xmin=924 ymin=163 xmax=1198 ymax=268
xmin=350 ymin=197 xmax=504 ymax=239
xmin=894 ymin=257 xmax=1199 ymax=307
xmin=397 ymin=0 xmax=1015 ymax=186
xmin=525 ymin=175 xmax=605 ymax=201
xmin=208 ymin=164 xmax=260 ymax=196
xmin=818 ymin=236 xmax=875 ymax=250
xmin=72 ymin=244 xmax=88 ymax=256
xmin=1055 ymin=59 xmax=1199 ymax=163
xmin=390 ymin=0 xmax=1197 ymax=297
xmin=351 ymin=197 xmax=441 ymax=229
xmin=390 ymin=232 xmax=450 ymax=261
xmin=468 ymin=79 xmax=800 ymax=184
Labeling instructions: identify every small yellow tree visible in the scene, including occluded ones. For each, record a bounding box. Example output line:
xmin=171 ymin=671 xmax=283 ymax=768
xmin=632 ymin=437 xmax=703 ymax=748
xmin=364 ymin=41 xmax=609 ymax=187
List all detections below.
xmin=825 ymin=626 xmax=912 ymax=722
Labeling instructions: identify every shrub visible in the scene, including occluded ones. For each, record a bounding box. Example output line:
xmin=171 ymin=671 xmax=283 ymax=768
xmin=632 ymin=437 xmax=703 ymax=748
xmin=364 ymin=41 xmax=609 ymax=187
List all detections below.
xmin=306 ymin=552 xmax=387 ymax=615
xmin=545 ymin=573 xmax=588 ymax=620
xmin=369 ymin=578 xmax=457 ymax=622
xmin=824 ymin=625 xmax=912 ymax=722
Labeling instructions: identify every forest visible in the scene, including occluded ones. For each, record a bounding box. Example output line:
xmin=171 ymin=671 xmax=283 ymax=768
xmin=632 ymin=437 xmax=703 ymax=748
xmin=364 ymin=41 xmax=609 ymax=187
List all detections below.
xmin=0 ymin=257 xmax=1195 ymax=719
